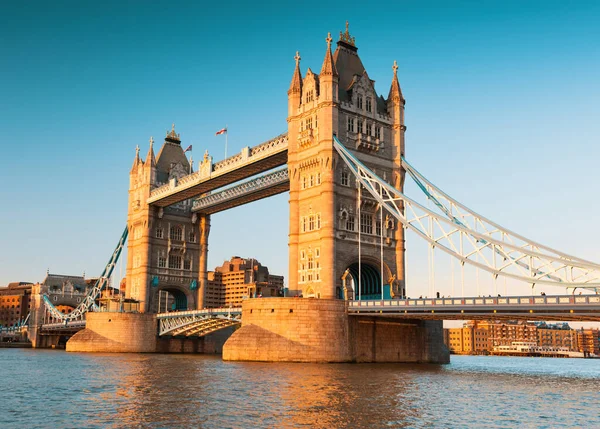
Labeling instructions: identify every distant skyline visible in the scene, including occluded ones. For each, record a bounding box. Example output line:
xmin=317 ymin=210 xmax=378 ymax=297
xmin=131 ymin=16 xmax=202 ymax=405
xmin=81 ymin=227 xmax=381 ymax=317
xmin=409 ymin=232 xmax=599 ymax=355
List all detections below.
xmin=1 ymin=1 xmax=600 ymax=308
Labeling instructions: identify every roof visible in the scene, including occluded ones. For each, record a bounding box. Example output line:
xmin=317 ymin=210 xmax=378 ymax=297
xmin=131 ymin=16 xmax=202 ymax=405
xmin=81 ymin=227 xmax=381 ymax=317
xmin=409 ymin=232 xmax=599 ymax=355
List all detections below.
xmin=333 ymin=41 xmax=366 ymax=103
xmin=43 ymin=274 xmax=88 ymax=290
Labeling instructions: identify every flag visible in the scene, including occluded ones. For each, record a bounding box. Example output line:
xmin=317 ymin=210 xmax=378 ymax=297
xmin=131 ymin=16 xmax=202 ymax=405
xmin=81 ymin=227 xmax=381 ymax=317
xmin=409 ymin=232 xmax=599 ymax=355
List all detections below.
xmin=215 ymin=128 xmax=227 ymax=135
xmin=184 ymin=144 xmax=192 ymax=153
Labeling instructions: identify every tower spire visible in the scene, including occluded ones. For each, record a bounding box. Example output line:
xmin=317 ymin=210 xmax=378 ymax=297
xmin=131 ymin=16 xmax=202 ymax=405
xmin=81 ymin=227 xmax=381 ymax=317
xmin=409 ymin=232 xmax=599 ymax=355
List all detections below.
xmin=320 ymin=32 xmax=338 ymax=77
xmin=146 ymin=136 xmax=156 ymax=167
xmin=130 ymin=145 xmax=141 ymax=172
xmin=388 ymin=60 xmax=404 ymax=103
xmin=288 ymin=51 xmax=303 ymax=95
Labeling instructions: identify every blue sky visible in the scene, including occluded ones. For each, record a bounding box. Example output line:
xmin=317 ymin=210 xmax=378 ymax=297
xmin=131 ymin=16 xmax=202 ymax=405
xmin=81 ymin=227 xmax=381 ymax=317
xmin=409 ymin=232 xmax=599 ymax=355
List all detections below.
xmin=1 ymin=1 xmax=600 ymax=304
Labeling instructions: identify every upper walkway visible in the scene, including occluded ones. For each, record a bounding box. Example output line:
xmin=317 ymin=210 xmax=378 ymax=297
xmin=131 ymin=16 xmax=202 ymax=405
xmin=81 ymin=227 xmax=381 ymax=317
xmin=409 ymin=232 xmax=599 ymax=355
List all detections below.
xmin=147 ymin=134 xmax=288 ymax=207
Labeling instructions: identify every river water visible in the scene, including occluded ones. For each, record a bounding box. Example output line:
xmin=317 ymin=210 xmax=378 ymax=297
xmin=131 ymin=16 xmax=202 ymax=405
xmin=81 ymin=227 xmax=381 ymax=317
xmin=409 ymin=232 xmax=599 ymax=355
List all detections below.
xmin=0 ymin=350 xmax=598 ymax=428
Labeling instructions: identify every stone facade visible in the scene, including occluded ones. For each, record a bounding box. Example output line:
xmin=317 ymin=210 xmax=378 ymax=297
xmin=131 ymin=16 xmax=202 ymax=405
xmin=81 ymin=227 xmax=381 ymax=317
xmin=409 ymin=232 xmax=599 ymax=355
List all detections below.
xmin=67 ymin=312 xmax=157 ymax=353
xmin=286 ymin=24 xmax=406 ymax=300
xmin=223 ymin=297 xmax=449 ymax=363
xmin=126 ymin=128 xmax=209 ymax=313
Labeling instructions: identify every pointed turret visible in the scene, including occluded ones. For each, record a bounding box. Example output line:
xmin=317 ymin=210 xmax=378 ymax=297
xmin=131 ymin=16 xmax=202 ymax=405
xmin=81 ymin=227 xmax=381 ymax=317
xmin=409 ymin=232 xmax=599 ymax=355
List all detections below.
xmin=130 ymin=145 xmax=141 ymax=173
xmin=288 ymin=51 xmax=303 ymax=115
xmin=388 ymin=60 xmax=405 ymax=104
xmin=320 ymin=32 xmax=337 ymax=77
xmin=146 ymin=136 xmax=156 ymax=167
xmin=288 ymin=51 xmax=303 ymax=95
xmin=318 ymin=32 xmax=339 ymax=103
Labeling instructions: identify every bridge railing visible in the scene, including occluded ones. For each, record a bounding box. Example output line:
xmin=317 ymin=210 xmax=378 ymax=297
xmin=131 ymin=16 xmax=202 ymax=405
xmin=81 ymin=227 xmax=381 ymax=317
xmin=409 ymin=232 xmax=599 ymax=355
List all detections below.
xmin=349 ymin=294 xmax=600 ymax=309
xmin=157 ymin=307 xmax=242 ymax=319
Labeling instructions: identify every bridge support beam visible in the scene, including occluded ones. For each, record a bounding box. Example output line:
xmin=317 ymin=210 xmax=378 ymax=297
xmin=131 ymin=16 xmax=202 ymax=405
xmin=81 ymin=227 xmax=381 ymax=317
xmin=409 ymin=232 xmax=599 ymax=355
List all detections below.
xmin=222 ymin=298 xmax=449 ymax=363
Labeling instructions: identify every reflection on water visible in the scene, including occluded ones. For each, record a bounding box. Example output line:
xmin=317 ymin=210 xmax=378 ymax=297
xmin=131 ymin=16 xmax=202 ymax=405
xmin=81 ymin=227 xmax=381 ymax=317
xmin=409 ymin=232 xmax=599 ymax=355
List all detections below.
xmin=0 ymin=350 xmax=598 ymax=428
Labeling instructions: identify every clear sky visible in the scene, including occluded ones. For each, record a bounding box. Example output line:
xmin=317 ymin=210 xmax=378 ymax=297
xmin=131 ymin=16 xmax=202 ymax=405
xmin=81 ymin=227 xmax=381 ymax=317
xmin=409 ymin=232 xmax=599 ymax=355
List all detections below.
xmin=1 ymin=0 xmax=599 ymax=309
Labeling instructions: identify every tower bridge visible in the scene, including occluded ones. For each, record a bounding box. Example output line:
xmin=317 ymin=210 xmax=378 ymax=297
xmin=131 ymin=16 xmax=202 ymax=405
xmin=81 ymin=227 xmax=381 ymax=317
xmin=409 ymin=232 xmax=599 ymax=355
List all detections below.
xmin=34 ymin=23 xmax=600 ymax=361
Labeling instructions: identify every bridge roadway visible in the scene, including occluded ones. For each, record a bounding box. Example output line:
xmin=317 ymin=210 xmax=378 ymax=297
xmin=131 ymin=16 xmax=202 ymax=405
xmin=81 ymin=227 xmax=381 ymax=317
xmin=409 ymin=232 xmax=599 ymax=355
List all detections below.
xmin=147 ymin=134 xmax=288 ymax=207
xmin=349 ymin=294 xmax=600 ymax=321
xmin=32 ymin=294 xmax=599 ymax=340
xmin=157 ymin=294 xmax=600 ymax=337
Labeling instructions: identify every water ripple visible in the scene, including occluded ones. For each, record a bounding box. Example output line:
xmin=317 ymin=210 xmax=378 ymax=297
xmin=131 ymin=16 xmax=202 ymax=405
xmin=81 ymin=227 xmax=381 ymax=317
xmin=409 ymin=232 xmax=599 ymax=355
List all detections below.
xmin=0 ymin=350 xmax=598 ymax=428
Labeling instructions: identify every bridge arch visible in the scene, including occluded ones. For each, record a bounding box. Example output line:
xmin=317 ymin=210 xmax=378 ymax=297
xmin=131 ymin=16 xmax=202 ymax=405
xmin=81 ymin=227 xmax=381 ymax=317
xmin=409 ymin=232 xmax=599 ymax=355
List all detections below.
xmin=339 ymin=258 xmax=392 ymax=300
xmin=153 ymin=286 xmax=194 ymax=312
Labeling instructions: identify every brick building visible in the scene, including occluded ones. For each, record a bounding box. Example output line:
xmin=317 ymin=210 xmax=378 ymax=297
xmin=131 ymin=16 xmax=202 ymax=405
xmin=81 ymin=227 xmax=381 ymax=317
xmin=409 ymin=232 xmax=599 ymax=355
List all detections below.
xmin=444 ymin=320 xmax=584 ymax=355
xmin=0 ymin=282 xmax=33 ymax=328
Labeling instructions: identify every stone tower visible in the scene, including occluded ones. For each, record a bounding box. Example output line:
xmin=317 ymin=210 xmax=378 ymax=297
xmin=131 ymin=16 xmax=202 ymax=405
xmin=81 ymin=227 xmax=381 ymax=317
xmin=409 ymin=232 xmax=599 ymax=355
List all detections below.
xmin=126 ymin=126 xmax=205 ymax=312
xmin=287 ymin=23 xmax=406 ymax=300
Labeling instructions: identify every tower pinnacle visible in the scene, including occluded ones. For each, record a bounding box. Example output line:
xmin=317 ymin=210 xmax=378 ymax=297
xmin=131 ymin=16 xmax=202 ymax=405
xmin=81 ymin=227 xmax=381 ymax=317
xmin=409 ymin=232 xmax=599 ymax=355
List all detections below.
xmin=388 ymin=60 xmax=404 ymax=103
xmin=289 ymin=51 xmax=303 ymax=94
xmin=320 ymin=32 xmax=338 ymax=77
xmin=339 ymin=20 xmax=355 ymax=46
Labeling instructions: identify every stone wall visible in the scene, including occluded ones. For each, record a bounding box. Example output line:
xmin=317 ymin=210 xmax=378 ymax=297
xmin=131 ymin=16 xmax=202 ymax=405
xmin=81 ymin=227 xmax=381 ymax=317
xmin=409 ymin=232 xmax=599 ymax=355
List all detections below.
xmin=66 ymin=313 xmax=157 ymax=353
xmin=223 ymin=297 xmax=450 ymax=363
xmin=349 ymin=317 xmax=449 ymax=363
xmin=223 ymin=298 xmax=350 ymax=362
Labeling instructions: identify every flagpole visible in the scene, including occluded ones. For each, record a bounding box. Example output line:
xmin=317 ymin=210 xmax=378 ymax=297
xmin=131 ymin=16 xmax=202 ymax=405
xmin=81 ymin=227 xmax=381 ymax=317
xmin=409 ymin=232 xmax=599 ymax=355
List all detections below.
xmin=225 ymin=125 xmax=228 ymax=159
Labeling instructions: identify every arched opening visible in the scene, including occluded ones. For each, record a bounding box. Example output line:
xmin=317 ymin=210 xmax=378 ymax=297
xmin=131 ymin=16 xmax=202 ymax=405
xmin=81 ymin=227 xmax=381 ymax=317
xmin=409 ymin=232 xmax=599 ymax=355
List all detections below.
xmin=344 ymin=262 xmax=391 ymax=300
xmin=157 ymin=288 xmax=188 ymax=312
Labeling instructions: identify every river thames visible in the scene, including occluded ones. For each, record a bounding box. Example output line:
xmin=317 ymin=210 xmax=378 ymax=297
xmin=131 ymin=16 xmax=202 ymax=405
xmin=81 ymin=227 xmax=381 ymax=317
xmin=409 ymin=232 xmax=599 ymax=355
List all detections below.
xmin=1 ymin=349 xmax=598 ymax=428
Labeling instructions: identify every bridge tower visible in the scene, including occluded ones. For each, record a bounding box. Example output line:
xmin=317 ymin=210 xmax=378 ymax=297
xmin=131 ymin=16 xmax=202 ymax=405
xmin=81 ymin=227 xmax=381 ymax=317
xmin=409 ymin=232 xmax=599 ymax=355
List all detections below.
xmin=126 ymin=127 xmax=205 ymax=312
xmin=287 ymin=24 xmax=406 ymax=300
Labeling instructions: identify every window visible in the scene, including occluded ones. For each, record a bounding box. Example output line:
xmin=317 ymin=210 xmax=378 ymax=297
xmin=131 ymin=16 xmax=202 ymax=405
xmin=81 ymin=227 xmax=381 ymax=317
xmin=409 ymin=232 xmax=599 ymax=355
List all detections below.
xmin=302 ymin=217 xmax=307 ymax=232
xmin=306 ymin=117 xmax=312 ymax=129
xmin=302 ymin=176 xmax=307 ymax=189
xmin=316 ymin=173 xmax=321 ymax=185
xmin=156 ymin=227 xmax=163 ymax=239
xmin=170 ymin=225 xmax=183 ymax=241
xmin=309 ymin=215 xmax=315 ymax=231
xmin=158 ymin=256 xmax=166 ymax=268
xmin=376 ymin=220 xmax=382 ymax=236
xmin=315 ymin=248 xmax=320 ymax=258
xmin=347 ymin=117 xmax=354 ymax=132
xmin=168 ymin=255 xmax=182 ymax=269
xmin=366 ymin=97 xmax=372 ymax=113
xmin=316 ymin=213 xmax=321 ymax=229
xmin=346 ymin=214 xmax=355 ymax=231
xmin=309 ymin=175 xmax=314 ymax=187
xmin=314 ymin=115 xmax=318 ymax=128
xmin=366 ymin=123 xmax=372 ymax=136
xmin=300 ymin=250 xmax=306 ymax=260
xmin=357 ymin=95 xmax=363 ymax=110
xmin=360 ymin=213 xmax=373 ymax=234
xmin=306 ymin=91 xmax=314 ymax=103
xmin=341 ymin=170 xmax=349 ymax=186
xmin=316 ymin=261 xmax=321 ymax=280
xmin=133 ymin=227 xmax=142 ymax=240
xmin=188 ymin=231 xmax=196 ymax=242
xmin=183 ymin=259 xmax=191 ymax=270
xmin=357 ymin=120 xmax=363 ymax=134
xmin=376 ymin=127 xmax=381 ymax=140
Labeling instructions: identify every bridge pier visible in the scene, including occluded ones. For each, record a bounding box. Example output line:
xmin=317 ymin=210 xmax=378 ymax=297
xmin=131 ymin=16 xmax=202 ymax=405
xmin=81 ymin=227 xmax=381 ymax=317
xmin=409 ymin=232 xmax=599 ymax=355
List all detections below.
xmin=222 ymin=298 xmax=449 ymax=363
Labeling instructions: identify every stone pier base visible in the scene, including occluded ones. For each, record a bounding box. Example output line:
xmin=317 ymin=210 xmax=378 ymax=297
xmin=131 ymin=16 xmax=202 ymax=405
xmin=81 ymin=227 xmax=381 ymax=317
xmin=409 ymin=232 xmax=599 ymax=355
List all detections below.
xmin=67 ymin=313 xmax=157 ymax=353
xmin=66 ymin=313 xmax=235 ymax=354
xmin=223 ymin=298 xmax=449 ymax=363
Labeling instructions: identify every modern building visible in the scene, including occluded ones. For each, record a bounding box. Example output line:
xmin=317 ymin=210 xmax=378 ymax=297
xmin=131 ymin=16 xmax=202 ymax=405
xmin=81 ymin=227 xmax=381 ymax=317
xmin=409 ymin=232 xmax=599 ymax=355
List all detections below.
xmin=204 ymin=257 xmax=284 ymax=307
